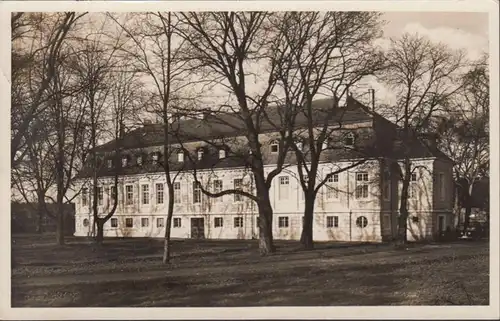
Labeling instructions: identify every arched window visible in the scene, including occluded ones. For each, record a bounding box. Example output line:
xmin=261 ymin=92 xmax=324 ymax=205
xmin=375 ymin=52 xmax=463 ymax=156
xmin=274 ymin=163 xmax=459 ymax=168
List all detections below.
xmin=356 ymin=216 xmax=368 ymax=228
xmin=270 ymin=140 xmax=279 ymax=154
xmin=177 ymin=150 xmax=184 ymax=162
xmin=219 ymin=149 xmax=226 ymax=159
xmin=345 ymin=132 xmax=355 ymax=147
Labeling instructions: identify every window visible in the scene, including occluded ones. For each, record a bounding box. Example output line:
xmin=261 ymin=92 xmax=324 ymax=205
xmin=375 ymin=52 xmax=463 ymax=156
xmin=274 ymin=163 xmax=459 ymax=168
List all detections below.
xmin=409 ymin=172 xmax=418 ymax=199
xmin=219 ymin=149 xmax=226 ymax=159
xmin=214 ymin=217 xmax=223 ymax=228
xmin=173 ymin=217 xmax=182 ymax=228
xmin=234 ymin=217 xmax=244 ymax=228
xmin=110 ymin=186 xmax=117 ymax=203
xmin=141 ymin=217 xmax=149 ymax=227
xmin=326 ymin=174 xmax=339 ymax=199
xmin=141 ymin=184 xmax=150 ymax=205
xmin=111 ymin=218 xmax=118 ymax=227
xmin=177 ymin=150 xmax=184 ymax=162
xmin=81 ymin=188 xmax=88 ymax=207
xmin=122 ymin=156 xmax=128 ymax=167
xmin=173 ymin=182 xmax=181 ymax=204
xmin=125 ymin=185 xmax=134 ymax=205
xmin=326 ymin=216 xmax=339 ymax=228
xmin=345 ymin=132 xmax=355 ymax=146
xmin=412 ymin=215 xmax=419 ymax=223
xmin=193 ymin=182 xmax=202 ymax=204
xmin=152 ymin=152 xmax=160 ymax=164
xmin=356 ymin=216 xmax=368 ymax=228
xmin=83 ymin=218 xmax=90 ymax=227
xmin=213 ymin=180 xmax=222 ymax=202
xmin=383 ymin=172 xmax=391 ymax=201
xmin=270 ymin=140 xmax=279 ymax=153
xmin=125 ymin=218 xmax=133 ymax=228
xmin=137 ymin=155 xmax=143 ymax=166
xmin=278 ymin=176 xmax=289 ymax=200
xmin=107 ymin=159 xmax=113 ymax=168
xmin=383 ymin=214 xmax=391 ymax=228
xmin=157 ymin=217 xmax=164 ymax=228
xmin=197 ymin=148 xmax=204 ymax=160
xmin=438 ymin=173 xmax=445 ymax=201
xmin=355 ymin=172 xmax=369 ymax=199
xmin=97 ymin=187 xmax=104 ymax=206
xmin=234 ymin=179 xmax=243 ymax=202
xmin=278 ymin=216 xmax=289 ymax=228
xmin=156 ymin=183 xmax=164 ymax=204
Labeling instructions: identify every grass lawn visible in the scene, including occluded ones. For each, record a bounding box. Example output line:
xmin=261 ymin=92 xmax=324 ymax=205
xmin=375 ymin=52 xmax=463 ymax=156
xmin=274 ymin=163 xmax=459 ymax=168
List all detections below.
xmin=11 ymin=234 xmax=489 ymax=307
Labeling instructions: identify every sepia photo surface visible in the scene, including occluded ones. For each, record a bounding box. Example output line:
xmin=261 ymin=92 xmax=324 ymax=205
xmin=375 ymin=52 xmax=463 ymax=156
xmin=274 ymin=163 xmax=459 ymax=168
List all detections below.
xmin=1 ymin=0 xmax=498 ymax=319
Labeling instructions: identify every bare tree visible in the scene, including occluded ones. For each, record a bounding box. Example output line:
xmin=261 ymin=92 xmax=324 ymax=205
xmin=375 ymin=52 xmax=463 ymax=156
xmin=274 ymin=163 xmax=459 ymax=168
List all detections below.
xmin=171 ymin=12 xmax=300 ymax=255
xmin=272 ymin=11 xmax=385 ymax=248
xmin=11 ymin=12 xmax=87 ymax=169
xmin=437 ymin=54 xmax=489 ymax=231
xmin=380 ymin=33 xmax=466 ymax=244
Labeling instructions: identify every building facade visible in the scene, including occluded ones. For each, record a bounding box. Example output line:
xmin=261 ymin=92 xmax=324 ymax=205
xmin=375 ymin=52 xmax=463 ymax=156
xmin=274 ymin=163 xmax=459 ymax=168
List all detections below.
xmin=74 ymin=97 xmax=454 ymax=242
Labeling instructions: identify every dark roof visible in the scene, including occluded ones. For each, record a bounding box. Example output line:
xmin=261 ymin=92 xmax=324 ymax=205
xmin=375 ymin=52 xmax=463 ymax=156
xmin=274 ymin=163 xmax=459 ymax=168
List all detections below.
xmin=78 ymin=96 xmax=452 ymax=179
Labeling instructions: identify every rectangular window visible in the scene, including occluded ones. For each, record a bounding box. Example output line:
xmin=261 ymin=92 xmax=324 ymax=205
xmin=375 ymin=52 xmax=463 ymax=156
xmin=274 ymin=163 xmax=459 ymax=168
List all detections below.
xmin=234 ymin=217 xmax=243 ymax=228
xmin=125 ymin=218 xmax=133 ymax=228
xmin=141 ymin=217 xmax=149 ymax=227
xmin=278 ymin=176 xmax=289 ymax=200
xmin=125 ymin=185 xmax=134 ymax=205
xmin=81 ymin=188 xmax=88 ymax=207
xmin=111 ymin=218 xmax=118 ymax=227
xmin=173 ymin=217 xmax=182 ymax=228
xmin=326 ymin=174 xmax=339 ymax=199
xmin=438 ymin=173 xmax=445 ymax=201
xmin=355 ymin=172 xmax=369 ymax=199
xmin=326 ymin=216 xmax=339 ymax=228
xmin=409 ymin=173 xmax=418 ymax=199
xmin=157 ymin=218 xmax=165 ymax=228
xmin=234 ymin=179 xmax=243 ymax=202
xmin=383 ymin=172 xmax=391 ymax=201
xmin=173 ymin=182 xmax=181 ymax=204
xmin=156 ymin=183 xmax=164 ymax=204
xmin=213 ymin=180 xmax=222 ymax=202
xmin=97 ymin=187 xmax=104 ymax=206
xmin=193 ymin=182 xmax=202 ymax=204
xmin=110 ymin=185 xmax=117 ymax=202
xmin=141 ymin=184 xmax=150 ymax=205
xmin=278 ymin=216 xmax=289 ymax=228
xmin=214 ymin=217 xmax=223 ymax=228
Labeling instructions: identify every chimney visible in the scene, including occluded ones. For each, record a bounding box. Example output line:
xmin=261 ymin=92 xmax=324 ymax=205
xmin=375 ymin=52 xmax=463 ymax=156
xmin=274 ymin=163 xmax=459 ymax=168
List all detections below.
xmin=368 ymin=89 xmax=375 ymax=111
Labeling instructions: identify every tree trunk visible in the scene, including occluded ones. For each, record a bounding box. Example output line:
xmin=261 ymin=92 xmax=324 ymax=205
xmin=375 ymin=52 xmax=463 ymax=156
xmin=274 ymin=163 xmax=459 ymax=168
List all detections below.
xmin=37 ymin=195 xmax=44 ymax=234
xmin=300 ymin=194 xmax=315 ymax=249
xmin=163 ymin=188 xmax=175 ymax=264
xmin=95 ymin=219 xmax=104 ymax=244
xmin=463 ymin=204 xmax=472 ymax=233
xmin=396 ymin=161 xmax=411 ymax=246
xmin=254 ymin=174 xmax=275 ymax=256
xmin=56 ymin=201 xmax=65 ymax=245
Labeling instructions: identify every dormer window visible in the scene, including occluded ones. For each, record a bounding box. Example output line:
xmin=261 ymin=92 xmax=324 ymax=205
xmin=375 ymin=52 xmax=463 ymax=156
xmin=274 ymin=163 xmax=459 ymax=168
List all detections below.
xmin=107 ymin=159 xmax=113 ymax=168
xmin=270 ymin=140 xmax=279 ymax=154
xmin=177 ymin=150 xmax=184 ymax=162
xmin=197 ymin=148 xmax=204 ymax=161
xmin=137 ymin=155 xmax=143 ymax=166
xmin=219 ymin=149 xmax=226 ymax=159
xmin=122 ymin=156 xmax=128 ymax=167
xmin=152 ymin=152 xmax=160 ymax=164
xmin=345 ymin=132 xmax=355 ymax=147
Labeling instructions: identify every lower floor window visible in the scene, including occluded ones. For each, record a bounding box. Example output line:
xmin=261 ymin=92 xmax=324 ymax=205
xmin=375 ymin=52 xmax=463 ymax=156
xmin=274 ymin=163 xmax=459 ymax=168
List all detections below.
xmin=111 ymin=218 xmax=118 ymax=227
xmin=234 ymin=217 xmax=243 ymax=228
xmin=173 ymin=217 xmax=182 ymax=228
xmin=356 ymin=216 xmax=368 ymax=228
xmin=141 ymin=217 xmax=149 ymax=227
xmin=214 ymin=217 xmax=223 ymax=228
xmin=157 ymin=218 xmax=165 ymax=228
xmin=83 ymin=218 xmax=90 ymax=227
xmin=326 ymin=216 xmax=338 ymax=228
xmin=278 ymin=216 xmax=289 ymax=228
xmin=125 ymin=218 xmax=133 ymax=228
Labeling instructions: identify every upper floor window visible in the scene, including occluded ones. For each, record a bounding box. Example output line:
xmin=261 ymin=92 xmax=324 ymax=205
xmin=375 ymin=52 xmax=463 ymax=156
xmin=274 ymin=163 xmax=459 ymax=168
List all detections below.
xmin=177 ymin=150 xmax=184 ymax=162
xmin=213 ymin=179 xmax=223 ymax=202
xmin=438 ymin=172 xmax=445 ymax=201
xmin=270 ymin=140 xmax=279 ymax=154
xmin=81 ymin=188 xmax=88 ymax=207
xmin=355 ymin=172 xmax=369 ymax=199
xmin=156 ymin=183 xmax=164 ymax=204
xmin=125 ymin=185 xmax=134 ymax=205
xmin=278 ymin=176 xmax=290 ymax=200
xmin=97 ymin=186 xmax=104 ymax=206
xmin=409 ymin=172 xmax=418 ymax=199
xmin=197 ymin=148 xmax=204 ymax=161
xmin=173 ymin=182 xmax=181 ymax=204
xmin=383 ymin=171 xmax=391 ymax=201
xmin=141 ymin=184 xmax=150 ymax=205
xmin=234 ymin=178 xmax=243 ymax=202
xmin=193 ymin=181 xmax=202 ymax=203
xmin=345 ymin=132 xmax=355 ymax=147
xmin=219 ymin=149 xmax=226 ymax=159
xmin=326 ymin=173 xmax=339 ymax=199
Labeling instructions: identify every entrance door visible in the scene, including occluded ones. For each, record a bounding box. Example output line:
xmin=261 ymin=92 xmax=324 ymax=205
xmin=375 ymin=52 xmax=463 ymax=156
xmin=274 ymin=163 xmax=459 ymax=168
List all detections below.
xmin=190 ymin=218 xmax=205 ymax=239
xmin=438 ymin=215 xmax=445 ymax=233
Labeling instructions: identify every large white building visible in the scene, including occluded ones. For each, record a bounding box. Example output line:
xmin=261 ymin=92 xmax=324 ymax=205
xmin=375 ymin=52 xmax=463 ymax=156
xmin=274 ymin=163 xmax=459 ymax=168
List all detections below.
xmin=74 ymin=97 xmax=454 ymax=242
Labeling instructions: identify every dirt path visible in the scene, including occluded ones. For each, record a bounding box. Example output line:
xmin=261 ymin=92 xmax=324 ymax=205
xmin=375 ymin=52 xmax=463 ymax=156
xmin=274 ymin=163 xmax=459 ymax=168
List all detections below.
xmin=12 ymin=243 xmax=483 ymax=288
